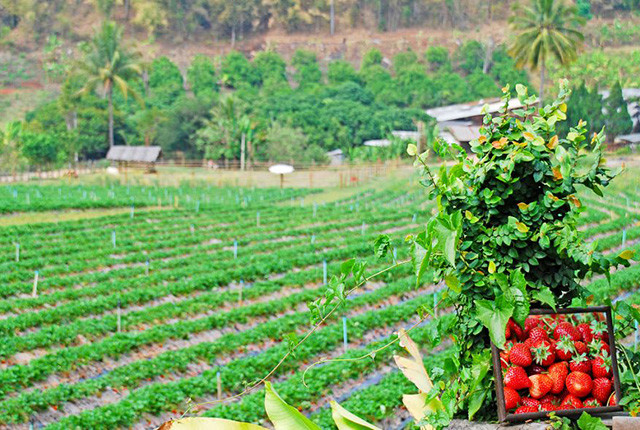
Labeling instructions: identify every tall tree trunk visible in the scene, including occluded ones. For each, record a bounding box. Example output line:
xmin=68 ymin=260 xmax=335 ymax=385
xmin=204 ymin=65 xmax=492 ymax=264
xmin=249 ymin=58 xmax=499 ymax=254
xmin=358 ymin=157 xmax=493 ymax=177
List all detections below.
xmin=108 ymin=85 xmax=114 ymax=148
xmin=539 ymin=57 xmax=545 ymax=108
xmin=124 ymin=0 xmax=131 ymax=21
xmin=231 ymin=23 xmax=236 ymax=46
xmin=483 ymin=37 xmax=494 ymax=74
xmin=330 ymin=0 xmax=335 ymax=35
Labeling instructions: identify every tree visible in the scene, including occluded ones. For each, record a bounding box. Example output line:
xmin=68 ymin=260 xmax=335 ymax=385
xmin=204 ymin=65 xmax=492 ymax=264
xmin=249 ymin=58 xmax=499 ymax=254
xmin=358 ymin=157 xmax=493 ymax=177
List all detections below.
xmin=253 ymin=50 xmax=287 ymax=84
xmin=195 ymin=94 xmax=251 ymax=164
xmin=0 ymin=121 xmax=23 ymax=177
xmin=187 ymin=54 xmax=218 ymax=98
xmin=509 ymin=0 xmax=585 ymax=106
xmin=220 ymin=51 xmax=260 ymax=89
xmin=327 ymin=60 xmax=360 ymax=85
xmin=264 ymin=121 xmax=321 ymax=163
xmin=21 ymin=131 xmax=62 ymax=167
xmin=147 ymin=56 xmax=184 ymax=107
xmin=605 ymin=80 xmax=633 ymax=139
xmin=560 ymin=81 xmax=605 ymax=137
xmin=76 ymin=21 xmax=142 ymax=148
xmin=291 ymin=49 xmax=322 ymax=88
xmin=425 ymin=46 xmax=451 ymax=72
xmin=361 ymin=48 xmax=383 ymax=70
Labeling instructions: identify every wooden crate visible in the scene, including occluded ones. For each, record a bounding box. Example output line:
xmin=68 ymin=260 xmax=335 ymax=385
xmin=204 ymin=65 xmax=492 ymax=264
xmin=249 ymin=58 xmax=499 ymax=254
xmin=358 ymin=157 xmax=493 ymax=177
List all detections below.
xmin=491 ymin=306 xmax=623 ymax=423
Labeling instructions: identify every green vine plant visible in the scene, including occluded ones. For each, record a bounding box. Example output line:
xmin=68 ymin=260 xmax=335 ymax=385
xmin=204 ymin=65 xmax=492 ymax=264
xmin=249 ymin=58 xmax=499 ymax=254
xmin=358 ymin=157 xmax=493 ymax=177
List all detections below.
xmin=404 ymin=80 xmax=636 ymax=426
xmin=167 ymin=81 xmax=638 ymax=429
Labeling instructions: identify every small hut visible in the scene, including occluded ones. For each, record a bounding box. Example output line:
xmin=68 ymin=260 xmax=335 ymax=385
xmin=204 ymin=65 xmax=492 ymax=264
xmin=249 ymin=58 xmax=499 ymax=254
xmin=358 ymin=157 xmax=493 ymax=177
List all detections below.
xmin=106 ymin=146 xmax=162 ymax=173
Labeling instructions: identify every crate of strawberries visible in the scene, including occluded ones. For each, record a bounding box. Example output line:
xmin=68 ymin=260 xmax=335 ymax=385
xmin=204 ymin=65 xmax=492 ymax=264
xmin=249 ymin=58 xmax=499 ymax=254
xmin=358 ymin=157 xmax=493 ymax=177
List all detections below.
xmin=491 ymin=306 xmax=623 ymax=422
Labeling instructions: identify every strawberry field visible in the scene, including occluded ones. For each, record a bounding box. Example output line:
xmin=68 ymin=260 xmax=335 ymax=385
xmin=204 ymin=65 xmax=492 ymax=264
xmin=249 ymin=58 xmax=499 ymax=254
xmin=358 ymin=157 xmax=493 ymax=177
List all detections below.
xmin=0 ymin=164 xmax=639 ymax=429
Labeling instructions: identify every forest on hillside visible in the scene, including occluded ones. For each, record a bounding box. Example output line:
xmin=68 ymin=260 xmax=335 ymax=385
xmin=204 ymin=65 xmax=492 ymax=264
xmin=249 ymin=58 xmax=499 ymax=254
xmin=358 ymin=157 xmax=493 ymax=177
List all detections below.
xmin=0 ymin=0 xmax=638 ymax=171
xmin=1 ymin=0 xmax=639 ymax=44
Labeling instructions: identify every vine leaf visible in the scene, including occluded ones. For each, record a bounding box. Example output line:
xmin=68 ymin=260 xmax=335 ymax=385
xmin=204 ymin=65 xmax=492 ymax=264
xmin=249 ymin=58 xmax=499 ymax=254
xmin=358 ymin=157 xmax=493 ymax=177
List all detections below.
xmin=393 ymin=329 xmax=443 ymax=430
xmin=445 ymin=274 xmax=460 ymax=294
xmin=532 ymin=287 xmax=557 ymax=311
xmin=330 ymin=401 xmax=381 ymax=430
xmin=475 ymin=295 xmax=514 ymax=349
xmin=576 ymin=412 xmax=607 ymax=430
xmin=373 ymin=234 xmax=391 ymax=259
xmin=264 ymin=382 xmax=321 ymax=430
xmin=467 ymin=351 xmax=491 ymax=420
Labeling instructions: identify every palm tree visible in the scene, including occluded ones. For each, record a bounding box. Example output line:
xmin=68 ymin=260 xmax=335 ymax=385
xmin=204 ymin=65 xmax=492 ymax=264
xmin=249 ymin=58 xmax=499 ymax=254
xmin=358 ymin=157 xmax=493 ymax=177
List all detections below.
xmin=77 ymin=21 xmax=142 ymax=148
xmin=508 ymin=0 xmax=585 ymax=106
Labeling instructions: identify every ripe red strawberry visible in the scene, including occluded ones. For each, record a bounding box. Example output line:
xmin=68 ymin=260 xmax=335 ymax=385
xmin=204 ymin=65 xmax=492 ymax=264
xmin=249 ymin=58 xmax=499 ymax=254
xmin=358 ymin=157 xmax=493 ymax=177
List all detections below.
xmin=555 ymin=336 xmax=576 ymax=361
xmin=584 ymin=397 xmax=602 ymax=408
xmin=504 ymin=366 xmax=532 ymax=390
xmin=592 ymin=351 xmax=612 ymax=378
xmin=569 ymin=353 xmax=591 ymax=374
xmin=574 ymin=341 xmax=588 ymax=355
xmin=504 ymin=387 xmax=521 ymax=411
xmin=515 ymin=405 xmax=539 ymax=414
xmin=554 ymin=322 xmax=581 ymax=342
xmin=500 ymin=351 xmax=510 ymax=369
xmin=509 ymin=343 xmax=533 ymax=367
xmin=525 ymin=316 xmax=542 ymax=334
xmin=591 ymin=320 xmax=609 ymax=343
xmin=505 ymin=323 xmax=512 ymax=340
xmin=560 ymin=394 xmax=583 ymax=409
xmin=529 ymin=374 xmax=553 ymax=399
xmin=592 ymin=377 xmax=612 ymax=404
xmin=528 ymin=326 xmax=549 ymax=343
xmin=520 ymin=397 xmax=541 ymax=407
xmin=508 ymin=318 xmax=526 ymax=341
xmin=577 ymin=323 xmax=593 ymax=343
xmin=608 ymin=392 xmax=617 ymax=406
xmin=548 ymin=362 xmax=569 ymax=394
xmin=539 ymin=394 xmax=559 ymax=405
xmin=531 ymin=340 xmax=556 ymax=367
xmin=540 ymin=403 xmax=556 ymax=412
xmin=566 ymin=371 xmax=593 ymax=398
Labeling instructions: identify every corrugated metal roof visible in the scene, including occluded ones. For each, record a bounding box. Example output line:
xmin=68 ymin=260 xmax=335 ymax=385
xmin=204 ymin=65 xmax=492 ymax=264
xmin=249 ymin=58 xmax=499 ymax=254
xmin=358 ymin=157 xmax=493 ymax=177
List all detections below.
xmin=447 ymin=125 xmax=481 ymax=143
xmin=363 ymin=139 xmax=391 ymax=147
xmin=391 ymin=130 xmax=420 ymax=140
xmin=426 ymin=98 xmax=527 ymax=122
xmin=106 ymin=146 xmax=162 ymax=163
xmin=614 ymin=133 xmax=640 ymax=144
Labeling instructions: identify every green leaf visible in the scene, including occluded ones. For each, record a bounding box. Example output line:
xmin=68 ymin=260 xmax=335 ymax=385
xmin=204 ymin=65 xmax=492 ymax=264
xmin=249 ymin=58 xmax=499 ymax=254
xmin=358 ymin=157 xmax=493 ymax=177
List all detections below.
xmin=373 ymin=234 xmax=391 ymax=259
xmin=532 ymin=287 xmax=557 ymax=311
xmin=576 ymin=412 xmax=607 ymax=430
xmin=264 ymin=382 xmax=321 ymax=430
xmin=488 ymin=261 xmax=496 ymax=274
xmin=515 ymin=222 xmax=529 ymax=233
xmin=445 ymin=274 xmax=461 ymax=294
xmin=475 ymin=296 xmax=514 ymax=349
xmin=413 ymin=241 xmax=431 ymax=288
xmin=330 ymin=401 xmax=381 ymax=430
xmin=618 ymin=249 xmax=635 ymax=260
xmin=407 ymin=143 xmax=418 ymax=156
xmin=467 ymin=388 xmax=489 ymax=421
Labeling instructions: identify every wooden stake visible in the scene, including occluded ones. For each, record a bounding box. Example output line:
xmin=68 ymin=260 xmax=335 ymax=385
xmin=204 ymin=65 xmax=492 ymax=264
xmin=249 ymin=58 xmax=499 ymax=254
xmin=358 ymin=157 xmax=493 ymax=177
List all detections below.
xmin=342 ymin=317 xmax=348 ymax=352
xmin=117 ymin=299 xmax=122 ymax=333
xmin=15 ymin=243 xmax=19 ymax=262
xmin=217 ymin=371 xmax=222 ymax=400
xmin=32 ymin=271 xmax=39 ymax=297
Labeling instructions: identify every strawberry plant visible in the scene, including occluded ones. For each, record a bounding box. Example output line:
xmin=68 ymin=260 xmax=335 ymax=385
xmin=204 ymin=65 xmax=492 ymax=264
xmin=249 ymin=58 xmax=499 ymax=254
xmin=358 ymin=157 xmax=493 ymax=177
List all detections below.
xmin=405 ymin=81 xmax=635 ymax=425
